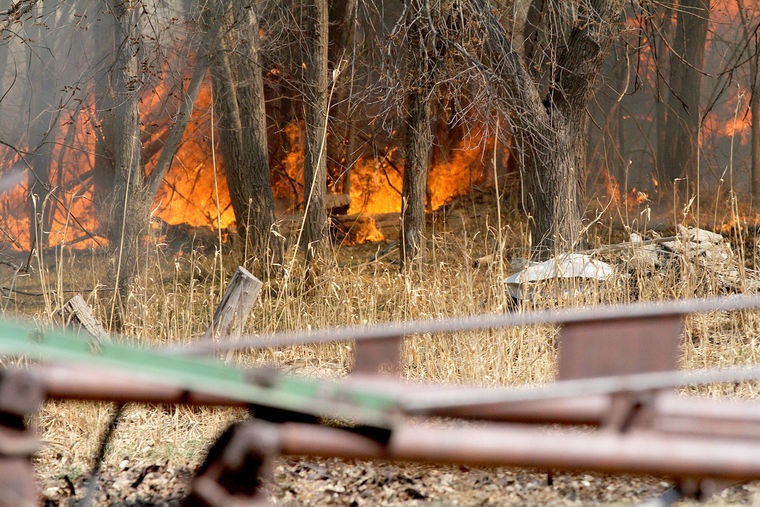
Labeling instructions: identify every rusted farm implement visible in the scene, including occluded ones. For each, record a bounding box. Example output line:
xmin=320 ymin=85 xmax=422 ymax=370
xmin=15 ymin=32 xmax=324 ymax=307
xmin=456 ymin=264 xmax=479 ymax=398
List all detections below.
xmin=3 ymin=296 xmax=760 ymax=505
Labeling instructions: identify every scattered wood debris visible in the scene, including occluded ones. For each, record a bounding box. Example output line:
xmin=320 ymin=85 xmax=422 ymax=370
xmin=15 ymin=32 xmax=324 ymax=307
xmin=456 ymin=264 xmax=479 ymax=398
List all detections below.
xmin=501 ymin=225 xmax=760 ymax=299
xmin=622 ymin=225 xmax=759 ymax=293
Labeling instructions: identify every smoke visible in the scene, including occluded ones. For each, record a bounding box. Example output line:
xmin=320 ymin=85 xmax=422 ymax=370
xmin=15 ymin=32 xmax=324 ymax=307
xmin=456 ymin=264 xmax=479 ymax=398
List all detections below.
xmin=0 ymin=163 xmax=26 ymax=196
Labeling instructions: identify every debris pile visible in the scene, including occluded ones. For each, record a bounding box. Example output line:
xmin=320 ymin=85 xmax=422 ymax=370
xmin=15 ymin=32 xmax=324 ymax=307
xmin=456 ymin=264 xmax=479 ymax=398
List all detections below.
xmin=628 ymin=225 xmax=759 ymax=292
xmin=504 ymin=225 xmax=760 ymax=299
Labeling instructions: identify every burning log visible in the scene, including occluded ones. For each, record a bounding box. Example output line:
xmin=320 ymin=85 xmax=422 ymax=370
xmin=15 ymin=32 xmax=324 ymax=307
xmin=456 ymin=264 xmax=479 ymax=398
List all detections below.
xmin=326 ymin=193 xmax=351 ymax=215
xmin=281 ymin=212 xmax=399 ymax=244
xmin=331 ymin=212 xmax=400 ymax=243
xmin=58 ymin=295 xmax=110 ymax=346
xmin=152 ymin=218 xmax=228 ymax=252
xmin=204 ymin=267 xmax=263 ymax=340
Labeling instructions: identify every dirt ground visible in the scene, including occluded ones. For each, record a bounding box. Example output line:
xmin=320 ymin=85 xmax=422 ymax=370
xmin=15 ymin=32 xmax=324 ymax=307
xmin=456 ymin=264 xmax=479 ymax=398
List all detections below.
xmin=37 ymin=455 xmax=760 ymax=505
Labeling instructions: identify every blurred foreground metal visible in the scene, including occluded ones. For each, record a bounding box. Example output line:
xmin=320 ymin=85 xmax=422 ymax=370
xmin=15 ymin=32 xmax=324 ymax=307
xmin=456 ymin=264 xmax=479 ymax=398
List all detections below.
xmin=2 ymin=296 xmax=760 ymax=505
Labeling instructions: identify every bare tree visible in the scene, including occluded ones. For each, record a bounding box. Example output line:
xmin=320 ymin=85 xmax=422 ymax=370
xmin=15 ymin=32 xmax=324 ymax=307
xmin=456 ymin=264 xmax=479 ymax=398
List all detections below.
xmin=25 ymin=1 xmax=58 ymax=249
xmin=107 ymin=0 xmax=144 ymax=303
xmin=399 ymin=0 xmax=448 ymax=267
xmin=300 ymin=0 xmax=329 ymax=259
xmin=661 ymin=0 xmax=710 ymax=183
xmin=206 ymin=1 xmax=283 ymax=266
xmin=328 ymin=0 xmax=358 ymax=197
xmin=736 ymin=0 xmax=760 ymax=198
xmin=98 ymin=0 xmax=216 ymax=312
xmin=466 ymin=0 xmax=625 ymax=254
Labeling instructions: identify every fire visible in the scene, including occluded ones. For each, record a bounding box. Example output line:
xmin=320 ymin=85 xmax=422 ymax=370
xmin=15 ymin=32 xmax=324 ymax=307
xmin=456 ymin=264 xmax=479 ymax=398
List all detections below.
xmin=350 ymin=214 xmax=385 ymax=244
xmin=720 ymin=112 xmax=751 ymax=142
xmin=602 ymin=169 xmax=621 ymax=205
xmin=601 ymin=170 xmax=648 ymax=209
xmin=0 ymin=57 xmax=500 ymax=252
xmin=272 ymin=120 xmax=305 ymax=202
xmin=628 ymin=188 xmax=649 ymax=207
xmin=719 ymin=213 xmax=760 ymax=234
xmin=347 ymin=129 xmax=498 ymax=215
xmin=348 ymin=149 xmax=403 ymax=215
xmin=151 ymin=86 xmax=235 ymax=231
xmin=0 ymin=78 xmax=238 ymax=251
xmin=0 ymin=96 xmax=105 ymax=250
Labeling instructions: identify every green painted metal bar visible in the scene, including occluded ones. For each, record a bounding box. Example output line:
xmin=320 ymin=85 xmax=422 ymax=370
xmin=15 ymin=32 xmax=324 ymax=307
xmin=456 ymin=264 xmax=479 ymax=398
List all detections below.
xmin=0 ymin=319 xmax=397 ymax=428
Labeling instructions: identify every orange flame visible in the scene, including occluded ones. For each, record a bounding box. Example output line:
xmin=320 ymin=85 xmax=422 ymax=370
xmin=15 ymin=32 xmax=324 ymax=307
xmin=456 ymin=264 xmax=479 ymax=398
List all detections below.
xmin=351 ymin=214 xmax=384 ymax=244
xmin=601 ymin=170 xmax=648 ymax=209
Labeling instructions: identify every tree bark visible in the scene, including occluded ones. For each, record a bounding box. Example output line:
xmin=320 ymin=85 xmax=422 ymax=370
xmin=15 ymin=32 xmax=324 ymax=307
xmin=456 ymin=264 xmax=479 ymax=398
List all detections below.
xmin=401 ymin=87 xmax=434 ymax=267
xmin=752 ymin=73 xmax=760 ymax=199
xmin=654 ymin=0 xmax=675 ymax=184
xmin=206 ymin=3 xmax=282 ymax=266
xmin=398 ymin=0 xmax=451 ymax=267
xmin=92 ymin=3 xmax=117 ymax=222
xmin=108 ymin=0 xmax=146 ymax=303
xmin=662 ymin=0 xmax=710 ymax=183
xmin=301 ymin=0 xmax=329 ymax=258
xmin=469 ymin=0 xmax=622 ymax=255
xmin=26 ymin=0 xmax=58 ymax=249
xmin=737 ymin=0 xmax=760 ymax=199
xmin=328 ymin=0 xmax=358 ymax=198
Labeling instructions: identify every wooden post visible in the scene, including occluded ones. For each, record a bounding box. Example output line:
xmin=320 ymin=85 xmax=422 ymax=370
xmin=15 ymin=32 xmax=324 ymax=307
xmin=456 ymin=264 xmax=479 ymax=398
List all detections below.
xmin=204 ymin=266 xmax=263 ymax=340
xmin=59 ymin=295 xmax=110 ymax=346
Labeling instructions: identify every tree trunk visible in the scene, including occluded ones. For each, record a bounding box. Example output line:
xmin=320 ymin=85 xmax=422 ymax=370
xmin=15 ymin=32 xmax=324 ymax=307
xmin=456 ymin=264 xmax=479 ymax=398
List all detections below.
xmin=752 ymin=78 xmax=760 ymax=199
xmin=472 ymin=0 xmax=622 ymax=255
xmin=26 ymin=1 xmax=58 ymax=249
xmin=739 ymin=0 xmax=760 ymax=199
xmin=654 ymin=0 xmax=675 ymax=184
xmin=107 ymin=0 xmax=146 ymax=302
xmin=523 ymin=119 xmax=584 ymax=255
xmin=398 ymin=0 xmax=450 ymax=267
xmin=301 ymin=0 xmax=329 ymax=257
xmin=87 ymin=3 xmax=116 ymax=224
xmin=401 ymin=87 xmax=433 ymax=267
xmin=662 ymin=0 xmax=710 ymax=184
xmin=207 ymin=3 xmax=283 ymax=266
xmin=328 ymin=0 xmax=358 ymax=198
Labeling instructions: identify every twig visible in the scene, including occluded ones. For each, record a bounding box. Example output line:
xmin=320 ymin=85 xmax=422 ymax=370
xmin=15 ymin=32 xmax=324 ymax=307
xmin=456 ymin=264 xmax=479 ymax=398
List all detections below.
xmin=580 ymin=236 xmax=679 ymax=256
xmin=82 ymin=404 xmax=124 ymax=507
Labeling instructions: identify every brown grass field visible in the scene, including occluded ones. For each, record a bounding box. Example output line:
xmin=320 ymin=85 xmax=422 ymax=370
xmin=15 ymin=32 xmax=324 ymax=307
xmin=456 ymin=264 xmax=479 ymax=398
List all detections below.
xmin=8 ymin=189 xmax=760 ymax=504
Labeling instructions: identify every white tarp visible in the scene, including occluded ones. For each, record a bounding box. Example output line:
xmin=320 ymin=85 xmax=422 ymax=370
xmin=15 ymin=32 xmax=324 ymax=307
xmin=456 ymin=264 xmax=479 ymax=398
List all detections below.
xmin=504 ymin=253 xmax=613 ymax=300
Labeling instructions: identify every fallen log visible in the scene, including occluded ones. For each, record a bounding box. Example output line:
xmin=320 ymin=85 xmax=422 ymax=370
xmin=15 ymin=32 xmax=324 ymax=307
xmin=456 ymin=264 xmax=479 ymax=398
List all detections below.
xmin=331 ymin=212 xmax=400 ymax=242
xmin=280 ymin=212 xmax=400 ymax=242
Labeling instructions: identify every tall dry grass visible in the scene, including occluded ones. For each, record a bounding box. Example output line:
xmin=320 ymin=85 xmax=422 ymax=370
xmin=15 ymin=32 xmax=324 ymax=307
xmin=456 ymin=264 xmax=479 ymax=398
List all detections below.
xmin=7 ymin=190 xmax=760 ymax=490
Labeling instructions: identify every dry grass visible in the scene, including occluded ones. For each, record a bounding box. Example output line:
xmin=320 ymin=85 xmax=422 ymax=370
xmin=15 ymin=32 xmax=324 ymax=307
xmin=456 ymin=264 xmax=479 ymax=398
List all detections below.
xmin=6 ymin=190 xmax=760 ymax=503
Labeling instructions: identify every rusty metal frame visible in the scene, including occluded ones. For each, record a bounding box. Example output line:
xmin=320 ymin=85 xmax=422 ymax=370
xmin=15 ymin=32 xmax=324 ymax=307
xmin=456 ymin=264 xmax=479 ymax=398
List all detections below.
xmin=3 ymin=295 xmax=760 ymax=504
xmin=172 ymin=294 xmax=760 ymax=354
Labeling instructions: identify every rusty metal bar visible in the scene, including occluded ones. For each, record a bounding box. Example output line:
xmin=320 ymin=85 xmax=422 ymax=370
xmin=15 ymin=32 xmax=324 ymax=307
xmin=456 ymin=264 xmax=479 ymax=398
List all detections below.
xmin=402 ymin=363 xmax=760 ymax=412
xmin=653 ymin=393 xmax=760 ymax=440
xmin=32 ymin=364 xmax=760 ymax=442
xmin=170 ymin=295 xmax=760 ymax=355
xmin=558 ymin=315 xmax=682 ymax=379
xmin=352 ymin=336 xmax=403 ymax=375
xmin=34 ymin=365 xmax=250 ymax=407
xmin=264 ymin=420 xmax=760 ymax=481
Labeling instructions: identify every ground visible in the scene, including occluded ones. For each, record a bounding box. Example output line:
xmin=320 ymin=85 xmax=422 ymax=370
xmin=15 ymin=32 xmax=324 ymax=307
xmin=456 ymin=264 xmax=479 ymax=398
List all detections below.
xmin=36 ymin=457 xmax=760 ymax=505
xmin=7 ymin=188 xmax=760 ymax=505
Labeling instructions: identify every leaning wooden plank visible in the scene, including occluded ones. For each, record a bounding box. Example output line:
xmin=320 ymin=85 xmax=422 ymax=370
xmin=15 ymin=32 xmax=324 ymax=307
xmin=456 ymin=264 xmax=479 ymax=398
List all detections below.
xmin=204 ymin=266 xmax=263 ymax=339
xmin=59 ymin=295 xmax=110 ymax=345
